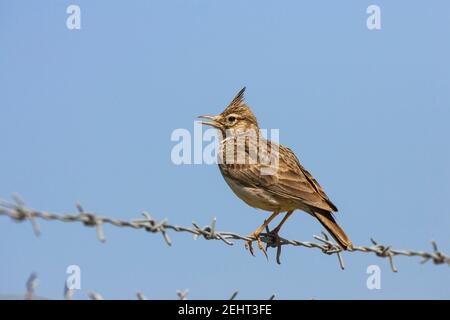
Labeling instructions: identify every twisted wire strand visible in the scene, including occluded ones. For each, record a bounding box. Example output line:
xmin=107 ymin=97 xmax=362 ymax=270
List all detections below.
xmin=0 ymin=196 xmax=449 ymax=272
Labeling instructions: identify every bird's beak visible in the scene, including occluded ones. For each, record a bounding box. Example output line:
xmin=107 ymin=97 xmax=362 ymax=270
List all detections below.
xmin=198 ymin=115 xmax=223 ymax=129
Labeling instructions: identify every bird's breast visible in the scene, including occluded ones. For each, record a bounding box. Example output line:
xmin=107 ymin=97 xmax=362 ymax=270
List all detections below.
xmin=220 ymin=166 xmax=294 ymax=212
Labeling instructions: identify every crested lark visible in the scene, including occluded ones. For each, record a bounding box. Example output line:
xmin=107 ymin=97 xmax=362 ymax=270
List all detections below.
xmin=199 ymin=87 xmax=352 ymax=256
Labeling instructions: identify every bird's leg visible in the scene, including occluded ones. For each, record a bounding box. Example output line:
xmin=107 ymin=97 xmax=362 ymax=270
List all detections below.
xmin=245 ymin=211 xmax=280 ymax=257
xmin=266 ymin=210 xmax=294 ymax=250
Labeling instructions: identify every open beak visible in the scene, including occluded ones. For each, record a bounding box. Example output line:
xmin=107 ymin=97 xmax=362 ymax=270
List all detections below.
xmin=198 ymin=115 xmax=223 ymax=129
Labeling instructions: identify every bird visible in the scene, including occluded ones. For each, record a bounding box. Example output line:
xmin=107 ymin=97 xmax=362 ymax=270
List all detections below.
xmin=199 ymin=87 xmax=352 ymax=256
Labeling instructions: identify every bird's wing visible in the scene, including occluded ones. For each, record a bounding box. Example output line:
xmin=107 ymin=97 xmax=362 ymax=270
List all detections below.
xmin=276 ymin=144 xmax=338 ymax=212
xmin=219 ymin=139 xmax=338 ymax=213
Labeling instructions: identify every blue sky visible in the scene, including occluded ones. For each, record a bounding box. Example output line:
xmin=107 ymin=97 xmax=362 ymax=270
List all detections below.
xmin=1 ymin=0 xmax=449 ymax=299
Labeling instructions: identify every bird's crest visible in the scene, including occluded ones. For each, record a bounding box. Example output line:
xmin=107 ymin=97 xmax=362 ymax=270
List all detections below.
xmin=230 ymin=86 xmax=246 ymax=106
xmin=221 ymin=87 xmax=258 ymax=126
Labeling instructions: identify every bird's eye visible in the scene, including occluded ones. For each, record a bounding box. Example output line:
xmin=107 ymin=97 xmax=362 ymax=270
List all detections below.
xmin=227 ymin=116 xmax=236 ymax=122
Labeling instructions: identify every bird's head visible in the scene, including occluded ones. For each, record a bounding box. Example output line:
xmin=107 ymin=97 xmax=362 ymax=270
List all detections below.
xmin=199 ymin=87 xmax=259 ymax=134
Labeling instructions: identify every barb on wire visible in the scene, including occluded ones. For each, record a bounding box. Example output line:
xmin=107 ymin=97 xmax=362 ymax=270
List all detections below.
xmin=1 ymin=196 xmax=449 ymax=272
xmin=88 ymin=291 xmax=104 ymax=300
xmin=25 ymin=272 xmax=38 ymax=300
xmin=229 ymin=290 xmax=239 ymax=300
xmin=12 ymin=273 xmax=277 ymax=300
xmin=64 ymin=281 xmax=74 ymax=300
xmin=176 ymin=289 xmax=189 ymax=300
xmin=229 ymin=291 xmax=276 ymax=300
xmin=136 ymin=291 xmax=147 ymax=300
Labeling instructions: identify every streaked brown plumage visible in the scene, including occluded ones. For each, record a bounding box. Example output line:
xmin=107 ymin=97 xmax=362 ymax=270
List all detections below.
xmin=199 ymin=87 xmax=352 ymax=256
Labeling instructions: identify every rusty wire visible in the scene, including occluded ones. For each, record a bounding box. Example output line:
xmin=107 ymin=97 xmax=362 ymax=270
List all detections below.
xmin=0 ymin=196 xmax=449 ymax=272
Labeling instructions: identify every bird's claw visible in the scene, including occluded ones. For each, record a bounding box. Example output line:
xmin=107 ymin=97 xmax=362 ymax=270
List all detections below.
xmin=245 ymin=233 xmax=268 ymax=259
xmin=245 ymin=239 xmax=255 ymax=256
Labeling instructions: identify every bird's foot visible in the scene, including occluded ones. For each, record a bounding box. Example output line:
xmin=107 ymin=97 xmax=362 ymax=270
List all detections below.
xmin=245 ymin=232 xmax=268 ymax=259
xmin=245 ymin=238 xmax=254 ymax=256
xmin=265 ymin=228 xmax=283 ymax=250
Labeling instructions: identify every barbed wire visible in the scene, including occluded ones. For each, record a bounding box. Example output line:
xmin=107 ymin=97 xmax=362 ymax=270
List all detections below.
xmin=25 ymin=272 xmax=38 ymax=300
xmin=17 ymin=273 xmax=274 ymax=300
xmin=0 ymin=195 xmax=449 ymax=272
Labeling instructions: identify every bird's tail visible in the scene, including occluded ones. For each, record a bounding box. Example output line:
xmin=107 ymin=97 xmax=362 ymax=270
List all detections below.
xmin=313 ymin=211 xmax=353 ymax=250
